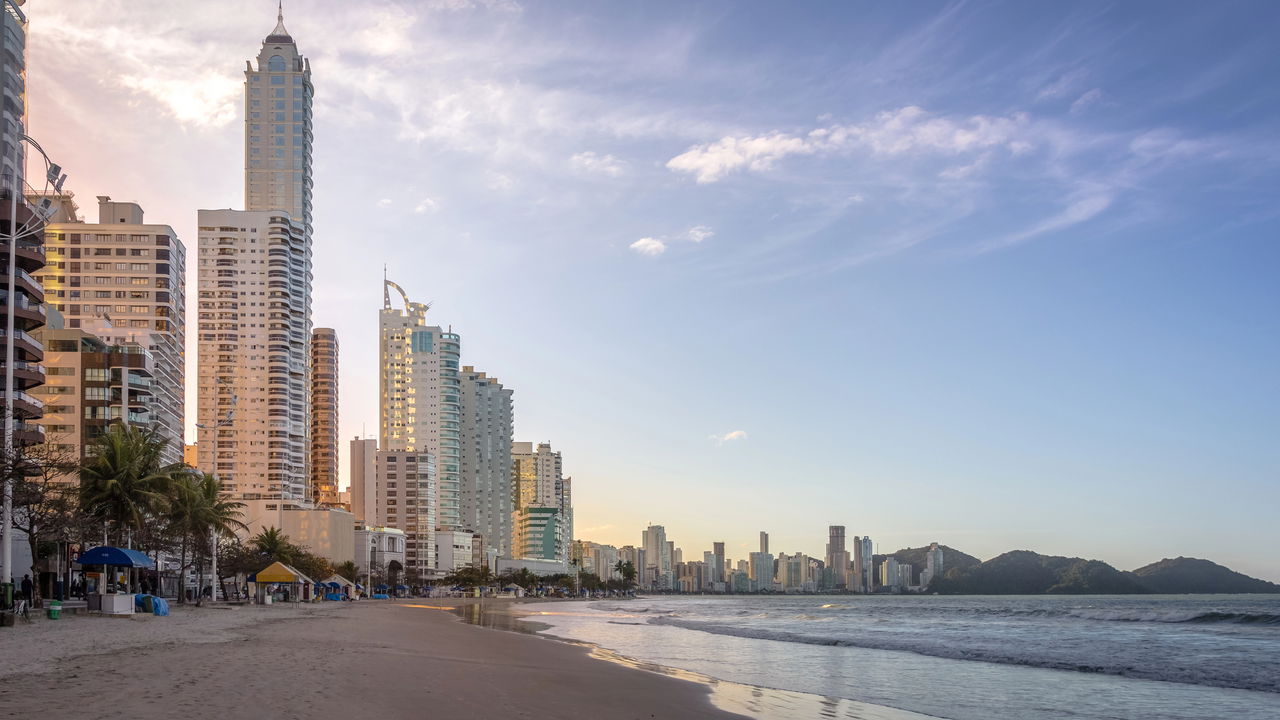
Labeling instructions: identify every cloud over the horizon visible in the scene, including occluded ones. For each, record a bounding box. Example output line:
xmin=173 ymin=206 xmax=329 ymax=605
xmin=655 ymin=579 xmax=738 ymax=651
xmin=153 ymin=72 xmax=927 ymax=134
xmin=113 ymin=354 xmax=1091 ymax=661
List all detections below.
xmin=710 ymin=430 xmax=747 ymax=444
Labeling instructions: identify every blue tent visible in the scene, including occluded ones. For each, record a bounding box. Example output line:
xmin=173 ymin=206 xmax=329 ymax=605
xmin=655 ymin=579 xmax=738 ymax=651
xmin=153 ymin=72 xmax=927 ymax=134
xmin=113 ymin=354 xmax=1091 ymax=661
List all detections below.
xmin=326 ymin=581 xmax=341 ymax=589
xmin=375 ymin=584 xmax=389 ymax=591
xmin=77 ymin=546 xmax=156 ymax=569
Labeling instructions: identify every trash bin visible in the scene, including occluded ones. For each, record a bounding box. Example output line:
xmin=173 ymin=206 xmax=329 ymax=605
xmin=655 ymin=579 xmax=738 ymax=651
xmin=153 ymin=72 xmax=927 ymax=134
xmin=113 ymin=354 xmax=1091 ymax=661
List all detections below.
xmin=47 ymin=600 xmax=62 ymax=620
xmin=141 ymin=596 xmax=155 ymax=614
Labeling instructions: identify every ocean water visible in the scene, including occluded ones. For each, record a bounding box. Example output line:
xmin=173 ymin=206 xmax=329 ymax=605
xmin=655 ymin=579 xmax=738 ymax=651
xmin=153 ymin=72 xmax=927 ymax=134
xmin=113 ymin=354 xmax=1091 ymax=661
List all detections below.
xmin=509 ymin=594 xmax=1280 ymax=720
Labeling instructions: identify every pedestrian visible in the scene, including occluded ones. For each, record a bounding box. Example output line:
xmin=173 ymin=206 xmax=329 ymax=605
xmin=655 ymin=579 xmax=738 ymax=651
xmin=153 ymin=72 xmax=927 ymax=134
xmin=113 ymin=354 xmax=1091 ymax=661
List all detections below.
xmin=20 ymin=574 xmax=33 ymax=604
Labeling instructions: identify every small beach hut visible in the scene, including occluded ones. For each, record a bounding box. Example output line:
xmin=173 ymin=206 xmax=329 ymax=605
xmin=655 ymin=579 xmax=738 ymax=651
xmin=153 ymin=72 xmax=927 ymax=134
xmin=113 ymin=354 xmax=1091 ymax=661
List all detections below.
xmin=321 ymin=574 xmax=355 ymax=600
xmin=247 ymin=562 xmax=316 ymax=604
xmin=76 ymin=546 xmax=156 ymax=615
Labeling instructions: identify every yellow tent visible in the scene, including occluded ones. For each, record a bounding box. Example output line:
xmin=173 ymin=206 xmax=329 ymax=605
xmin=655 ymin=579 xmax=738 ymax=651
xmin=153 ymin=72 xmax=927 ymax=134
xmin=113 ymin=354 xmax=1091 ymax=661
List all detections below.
xmin=249 ymin=562 xmax=316 ymax=603
xmin=252 ymin=561 xmax=313 ymax=584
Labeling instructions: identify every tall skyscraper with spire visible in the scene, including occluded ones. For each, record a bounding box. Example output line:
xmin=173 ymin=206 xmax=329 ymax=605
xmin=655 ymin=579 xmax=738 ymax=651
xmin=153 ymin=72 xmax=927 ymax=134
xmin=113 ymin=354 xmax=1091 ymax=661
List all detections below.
xmin=197 ymin=6 xmax=313 ymax=502
xmin=245 ymin=4 xmax=313 ymax=229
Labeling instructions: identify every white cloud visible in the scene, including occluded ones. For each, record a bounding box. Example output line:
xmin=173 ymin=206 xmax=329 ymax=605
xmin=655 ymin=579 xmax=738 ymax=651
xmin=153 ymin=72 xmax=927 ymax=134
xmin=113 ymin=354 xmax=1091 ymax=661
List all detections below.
xmin=629 ymin=237 xmax=666 ymax=256
xmin=1037 ymin=69 xmax=1088 ymax=100
xmin=570 ymin=151 xmax=625 ymax=176
xmin=667 ymin=106 xmax=1033 ymax=183
xmin=972 ymin=192 xmax=1113 ymax=253
xmin=686 ymin=225 xmax=714 ymax=243
xmin=487 ymin=173 xmax=515 ymax=190
xmin=414 ymin=197 xmax=440 ymax=214
xmin=1070 ymin=88 xmax=1104 ymax=115
xmin=377 ymin=198 xmax=393 ymax=208
xmin=710 ymin=430 xmax=748 ymax=445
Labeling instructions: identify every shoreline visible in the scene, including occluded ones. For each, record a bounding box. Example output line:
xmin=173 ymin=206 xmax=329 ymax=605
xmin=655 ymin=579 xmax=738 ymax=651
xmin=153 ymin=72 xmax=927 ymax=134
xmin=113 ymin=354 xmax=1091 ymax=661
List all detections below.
xmin=0 ymin=597 xmax=749 ymax=719
xmin=456 ymin=597 xmax=941 ymax=720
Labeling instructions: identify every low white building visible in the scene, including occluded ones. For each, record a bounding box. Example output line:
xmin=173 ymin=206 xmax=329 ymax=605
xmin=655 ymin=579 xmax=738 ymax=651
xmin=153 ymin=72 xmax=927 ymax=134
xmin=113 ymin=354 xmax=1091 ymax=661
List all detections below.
xmin=355 ymin=526 xmax=406 ymax=584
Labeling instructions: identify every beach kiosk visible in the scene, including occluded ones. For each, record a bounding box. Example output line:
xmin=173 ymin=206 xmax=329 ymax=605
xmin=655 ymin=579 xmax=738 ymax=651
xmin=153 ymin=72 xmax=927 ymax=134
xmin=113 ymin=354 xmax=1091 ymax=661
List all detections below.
xmin=247 ymin=562 xmax=316 ymax=605
xmin=77 ymin=546 xmax=155 ymax=615
xmin=321 ymin=575 xmax=355 ymax=600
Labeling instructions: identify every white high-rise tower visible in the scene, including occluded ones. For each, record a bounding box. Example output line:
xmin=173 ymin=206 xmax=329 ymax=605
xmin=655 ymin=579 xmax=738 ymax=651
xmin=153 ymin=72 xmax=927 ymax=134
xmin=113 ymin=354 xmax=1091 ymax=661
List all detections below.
xmin=197 ymin=7 xmax=313 ymax=502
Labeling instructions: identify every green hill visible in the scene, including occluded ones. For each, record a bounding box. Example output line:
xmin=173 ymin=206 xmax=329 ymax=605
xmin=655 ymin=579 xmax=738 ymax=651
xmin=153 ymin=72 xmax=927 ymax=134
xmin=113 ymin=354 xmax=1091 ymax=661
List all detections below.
xmin=930 ymin=550 xmax=1148 ymax=594
xmin=873 ymin=545 xmax=980 ymax=587
xmin=1129 ymin=557 xmax=1280 ymax=594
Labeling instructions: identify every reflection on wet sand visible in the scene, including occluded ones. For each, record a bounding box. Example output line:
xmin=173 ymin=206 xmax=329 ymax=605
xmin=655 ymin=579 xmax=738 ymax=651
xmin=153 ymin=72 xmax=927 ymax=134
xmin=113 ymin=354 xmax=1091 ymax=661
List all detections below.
xmin=450 ymin=601 xmax=937 ymax=720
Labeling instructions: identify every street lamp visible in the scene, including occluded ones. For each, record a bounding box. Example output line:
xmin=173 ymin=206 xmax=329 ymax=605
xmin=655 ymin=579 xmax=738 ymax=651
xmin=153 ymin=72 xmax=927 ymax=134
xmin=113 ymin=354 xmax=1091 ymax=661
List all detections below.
xmin=194 ymin=377 xmax=237 ymax=602
xmin=2 ymin=132 xmax=65 ymax=598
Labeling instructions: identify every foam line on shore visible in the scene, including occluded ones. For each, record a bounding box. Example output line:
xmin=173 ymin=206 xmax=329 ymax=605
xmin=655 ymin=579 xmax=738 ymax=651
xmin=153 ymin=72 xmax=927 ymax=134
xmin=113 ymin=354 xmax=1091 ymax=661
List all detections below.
xmin=447 ymin=598 xmax=942 ymax=720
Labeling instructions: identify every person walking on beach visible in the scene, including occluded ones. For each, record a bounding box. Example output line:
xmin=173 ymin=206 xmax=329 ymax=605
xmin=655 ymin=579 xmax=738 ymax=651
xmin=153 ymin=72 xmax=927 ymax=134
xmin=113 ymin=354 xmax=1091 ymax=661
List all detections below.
xmin=20 ymin=574 xmax=33 ymax=604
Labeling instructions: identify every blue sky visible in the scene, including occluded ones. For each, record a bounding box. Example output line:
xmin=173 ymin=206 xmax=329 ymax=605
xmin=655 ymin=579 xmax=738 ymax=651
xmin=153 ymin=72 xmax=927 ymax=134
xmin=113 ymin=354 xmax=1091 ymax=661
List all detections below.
xmin=32 ymin=1 xmax=1280 ymax=580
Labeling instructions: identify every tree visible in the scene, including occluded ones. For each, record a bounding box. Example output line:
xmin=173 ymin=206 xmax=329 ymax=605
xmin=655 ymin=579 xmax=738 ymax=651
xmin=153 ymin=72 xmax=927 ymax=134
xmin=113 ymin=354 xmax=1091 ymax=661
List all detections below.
xmin=333 ymin=560 xmax=359 ymax=584
xmin=443 ymin=565 xmax=495 ymax=588
xmin=79 ymin=425 xmax=184 ymax=545
xmin=614 ymin=560 xmax=637 ymax=589
xmin=250 ymin=527 xmax=294 ymax=564
xmin=5 ymin=438 xmax=88 ymax=604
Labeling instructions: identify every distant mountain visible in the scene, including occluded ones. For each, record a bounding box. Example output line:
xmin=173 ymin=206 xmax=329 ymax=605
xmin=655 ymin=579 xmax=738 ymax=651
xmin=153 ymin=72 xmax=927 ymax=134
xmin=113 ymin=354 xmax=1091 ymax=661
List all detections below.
xmin=875 ymin=545 xmax=980 ymax=586
xmin=930 ymin=550 xmax=1148 ymax=595
xmin=1129 ymin=557 xmax=1280 ymax=594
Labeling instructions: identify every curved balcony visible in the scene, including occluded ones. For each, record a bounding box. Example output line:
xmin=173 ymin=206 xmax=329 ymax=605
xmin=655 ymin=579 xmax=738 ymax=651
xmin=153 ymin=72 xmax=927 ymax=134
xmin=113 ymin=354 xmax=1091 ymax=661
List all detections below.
xmin=0 ymin=265 xmax=45 ymax=304
xmin=0 ymin=389 xmax=44 ymax=420
xmin=1 ymin=359 xmax=45 ymax=391
xmin=0 ymin=327 xmax=43 ymax=362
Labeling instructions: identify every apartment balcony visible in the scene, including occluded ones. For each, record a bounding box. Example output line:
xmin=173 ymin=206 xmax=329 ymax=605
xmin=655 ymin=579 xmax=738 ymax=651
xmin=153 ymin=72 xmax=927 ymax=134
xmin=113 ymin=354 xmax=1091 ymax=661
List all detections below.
xmin=0 ymin=389 xmax=44 ymax=420
xmin=0 ymin=327 xmax=43 ymax=362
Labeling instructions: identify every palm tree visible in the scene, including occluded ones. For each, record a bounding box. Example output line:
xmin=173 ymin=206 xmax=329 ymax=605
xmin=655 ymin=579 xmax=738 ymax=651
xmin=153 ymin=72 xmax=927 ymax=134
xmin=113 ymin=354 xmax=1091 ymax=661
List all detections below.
xmin=79 ymin=425 xmax=184 ymax=545
xmin=333 ymin=560 xmax=359 ymax=584
xmin=251 ymin=527 xmax=294 ymax=563
xmin=188 ymin=473 xmax=246 ymax=604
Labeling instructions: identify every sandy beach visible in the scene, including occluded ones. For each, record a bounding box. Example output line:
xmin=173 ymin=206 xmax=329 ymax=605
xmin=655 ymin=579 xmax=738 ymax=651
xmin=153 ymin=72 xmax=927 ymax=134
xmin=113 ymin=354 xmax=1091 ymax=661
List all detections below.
xmin=0 ymin=599 xmax=745 ymax=719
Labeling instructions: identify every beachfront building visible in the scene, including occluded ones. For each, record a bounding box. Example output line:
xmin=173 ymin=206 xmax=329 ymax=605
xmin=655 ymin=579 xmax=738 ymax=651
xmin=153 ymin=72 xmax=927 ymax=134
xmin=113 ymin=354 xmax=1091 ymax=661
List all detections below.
xmin=380 ymin=279 xmax=460 ymax=571
xmin=618 ymin=545 xmax=645 ymax=583
xmin=355 ymin=525 xmax=406 ymax=586
xmin=860 ymin=536 xmax=875 ymax=592
xmin=32 ymin=325 xmax=156 ymax=469
xmin=184 ymin=443 xmax=197 ymax=467
xmin=880 ymin=557 xmax=901 ymax=590
xmin=676 ymin=561 xmax=706 ymax=593
xmin=240 ymin=501 xmax=355 ymax=567
xmin=922 ymin=542 xmax=945 ymax=587
xmin=378 ymin=448 xmax=438 ymax=577
xmin=459 ymin=366 xmax=513 ymax=566
xmin=197 ymin=10 xmax=314 ymax=501
xmin=348 ymin=437 xmax=379 ymax=526
xmin=435 ymin=530 xmax=479 ymax=574
xmin=642 ymin=524 xmax=673 ymax=590
xmin=573 ymin=541 xmax=620 ymax=580
xmin=38 ymin=196 xmax=186 ymax=463
xmin=309 ymin=327 xmax=338 ymax=505
xmin=511 ymin=441 xmax=572 ymax=568
xmin=749 ymin=551 xmax=775 ymax=592
xmin=196 ymin=209 xmax=310 ymax=500
xmin=825 ymin=525 xmax=851 ymax=590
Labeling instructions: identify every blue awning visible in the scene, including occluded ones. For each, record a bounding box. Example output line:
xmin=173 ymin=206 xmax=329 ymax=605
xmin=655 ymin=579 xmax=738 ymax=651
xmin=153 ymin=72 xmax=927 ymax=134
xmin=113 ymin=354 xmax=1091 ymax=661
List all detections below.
xmin=326 ymin=581 xmax=341 ymax=588
xmin=77 ymin=546 xmax=156 ymax=569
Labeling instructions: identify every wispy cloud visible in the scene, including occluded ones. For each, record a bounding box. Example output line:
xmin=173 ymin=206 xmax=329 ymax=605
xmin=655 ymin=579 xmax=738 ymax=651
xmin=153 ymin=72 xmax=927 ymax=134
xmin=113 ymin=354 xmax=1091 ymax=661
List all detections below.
xmin=710 ymin=430 xmax=748 ymax=445
xmin=667 ymin=106 xmax=1034 ymax=183
xmin=570 ymin=151 xmax=625 ymax=176
xmin=685 ymin=225 xmax=714 ymax=243
xmin=377 ymin=198 xmax=393 ymax=208
xmin=971 ymin=191 xmax=1114 ymax=253
xmin=413 ymin=197 xmax=440 ymax=213
xmin=629 ymin=237 xmax=666 ymax=256
xmin=1070 ymin=88 xmax=1104 ymax=115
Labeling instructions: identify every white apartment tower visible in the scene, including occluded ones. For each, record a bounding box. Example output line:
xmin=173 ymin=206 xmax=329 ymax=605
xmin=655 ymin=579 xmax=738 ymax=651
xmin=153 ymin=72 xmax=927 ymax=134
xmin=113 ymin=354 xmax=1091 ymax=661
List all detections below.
xmin=197 ymin=10 xmax=313 ymax=500
xmin=459 ymin=366 xmax=513 ymax=562
xmin=380 ymin=279 xmax=458 ymax=572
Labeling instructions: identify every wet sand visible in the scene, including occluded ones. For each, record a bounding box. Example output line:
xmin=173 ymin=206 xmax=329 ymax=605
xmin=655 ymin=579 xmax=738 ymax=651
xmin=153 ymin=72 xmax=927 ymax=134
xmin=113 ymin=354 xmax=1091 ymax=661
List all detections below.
xmin=0 ymin=598 xmax=745 ymax=719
